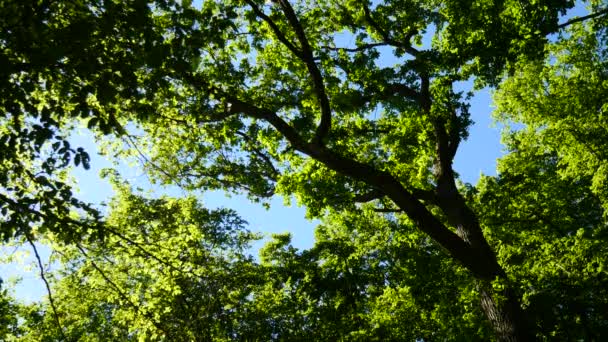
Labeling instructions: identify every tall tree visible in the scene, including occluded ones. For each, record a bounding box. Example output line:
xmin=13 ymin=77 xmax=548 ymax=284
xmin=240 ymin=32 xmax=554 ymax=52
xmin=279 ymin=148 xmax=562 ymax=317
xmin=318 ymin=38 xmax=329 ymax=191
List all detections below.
xmin=2 ymin=0 xmax=608 ymax=340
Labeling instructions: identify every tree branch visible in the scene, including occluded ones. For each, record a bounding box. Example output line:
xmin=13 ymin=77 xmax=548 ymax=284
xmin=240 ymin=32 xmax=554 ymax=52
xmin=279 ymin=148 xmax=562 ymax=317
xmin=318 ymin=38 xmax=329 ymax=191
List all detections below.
xmin=26 ymin=234 xmax=68 ymax=341
xmin=386 ymin=82 xmax=422 ymax=103
xmin=75 ymin=244 xmax=169 ymax=337
xmin=179 ymin=68 xmax=500 ymax=278
xmin=196 ymin=109 xmax=240 ymax=123
xmin=557 ymin=7 xmax=608 ymax=29
xmin=354 ymin=189 xmax=384 ymax=202
xmin=226 ymin=97 xmax=310 ymax=152
xmin=373 ymin=208 xmax=404 ymax=213
xmin=178 ymin=169 xmax=275 ymax=197
xmin=362 ymin=5 xmax=420 ymax=57
xmin=219 ymin=96 xmax=500 ymax=278
xmin=412 ymin=188 xmax=439 ymax=204
xmin=235 ymin=130 xmax=280 ymax=179
xmin=276 ymin=0 xmax=332 ymax=144
xmin=321 ymin=42 xmax=391 ymax=53
xmin=243 ymin=0 xmax=303 ymax=58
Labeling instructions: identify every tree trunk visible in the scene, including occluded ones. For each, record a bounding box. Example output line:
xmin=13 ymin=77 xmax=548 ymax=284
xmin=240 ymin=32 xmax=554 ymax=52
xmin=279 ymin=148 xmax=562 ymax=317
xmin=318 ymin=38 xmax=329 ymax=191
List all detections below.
xmin=436 ymin=185 xmax=535 ymax=341
xmin=478 ymin=277 xmax=534 ymax=341
xmin=457 ymin=228 xmax=535 ymax=340
xmin=454 ymin=222 xmax=535 ymax=341
xmin=298 ymin=131 xmax=536 ymax=339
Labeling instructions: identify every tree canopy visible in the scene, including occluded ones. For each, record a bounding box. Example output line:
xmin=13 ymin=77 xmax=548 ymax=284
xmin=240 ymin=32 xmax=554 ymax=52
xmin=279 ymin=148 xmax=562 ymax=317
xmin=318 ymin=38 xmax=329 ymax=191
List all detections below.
xmin=1 ymin=0 xmax=608 ymax=340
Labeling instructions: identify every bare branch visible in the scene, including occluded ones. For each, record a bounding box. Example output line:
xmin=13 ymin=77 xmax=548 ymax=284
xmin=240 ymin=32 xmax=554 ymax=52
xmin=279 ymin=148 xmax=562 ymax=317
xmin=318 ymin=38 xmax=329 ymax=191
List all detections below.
xmin=412 ymin=188 xmax=439 ymax=204
xmin=386 ymin=83 xmax=422 ymax=103
xmin=26 ymin=234 xmax=68 ymax=341
xmin=373 ymin=208 xmax=404 ymax=213
xmin=557 ymin=7 xmax=608 ymax=29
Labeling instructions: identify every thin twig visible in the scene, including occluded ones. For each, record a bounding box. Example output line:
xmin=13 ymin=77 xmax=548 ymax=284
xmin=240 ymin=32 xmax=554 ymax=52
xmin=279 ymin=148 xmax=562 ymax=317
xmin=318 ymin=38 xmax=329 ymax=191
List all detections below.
xmin=75 ymin=244 xmax=169 ymax=336
xmin=25 ymin=234 xmax=68 ymax=341
xmin=235 ymin=130 xmax=280 ymax=178
xmin=123 ymin=134 xmax=187 ymax=187
xmin=362 ymin=5 xmax=420 ymax=57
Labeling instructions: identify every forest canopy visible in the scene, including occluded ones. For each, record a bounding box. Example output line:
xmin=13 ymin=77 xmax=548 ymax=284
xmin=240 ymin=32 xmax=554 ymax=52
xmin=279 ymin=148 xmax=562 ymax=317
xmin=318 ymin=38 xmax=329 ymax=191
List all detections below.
xmin=1 ymin=0 xmax=608 ymax=340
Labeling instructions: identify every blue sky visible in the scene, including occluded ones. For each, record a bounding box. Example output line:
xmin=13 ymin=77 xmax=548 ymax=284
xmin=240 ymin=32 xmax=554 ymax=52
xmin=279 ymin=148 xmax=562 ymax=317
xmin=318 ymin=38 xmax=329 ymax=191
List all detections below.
xmin=1 ymin=73 xmax=499 ymax=305
xmin=3 ymin=0 xmax=589 ymax=303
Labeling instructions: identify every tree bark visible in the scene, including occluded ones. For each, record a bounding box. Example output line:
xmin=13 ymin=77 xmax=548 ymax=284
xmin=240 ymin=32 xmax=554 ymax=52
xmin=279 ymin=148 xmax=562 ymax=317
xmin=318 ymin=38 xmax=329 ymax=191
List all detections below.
xmin=431 ymin=165 xmax=533 ymax=340
xmin=478 ymin=282 xmax=534 ymax=342
xmin=228 ymin=76 xmax=535 ymax=340
xmin=442 ymin=194 xmax=535 ymax=341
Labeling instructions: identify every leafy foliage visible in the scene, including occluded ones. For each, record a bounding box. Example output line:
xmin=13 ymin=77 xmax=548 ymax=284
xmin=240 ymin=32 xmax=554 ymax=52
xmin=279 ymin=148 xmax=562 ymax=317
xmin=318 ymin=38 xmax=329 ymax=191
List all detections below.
xmin=10 ymin=181 xmax=262 ymax=341
xmin=2 ymin=0 xmax=608 ymax=340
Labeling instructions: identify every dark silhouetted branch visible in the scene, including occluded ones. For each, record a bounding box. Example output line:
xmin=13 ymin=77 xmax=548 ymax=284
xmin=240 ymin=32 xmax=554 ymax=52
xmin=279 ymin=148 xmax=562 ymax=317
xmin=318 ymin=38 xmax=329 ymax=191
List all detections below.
xmin=362 ymin=5 xmax=420 ymax=56
xmin=243 ymin=0 xmax=303 ymax=58
xmin=354 ymin=189 xmax=384 ymax=202
xmin=557 ymin=7 xmax=608 ymax=29
xmin=277 ymin=0 xmax=332 ymax=144
xmin=26 ymin=234 xmax=68 ymax=341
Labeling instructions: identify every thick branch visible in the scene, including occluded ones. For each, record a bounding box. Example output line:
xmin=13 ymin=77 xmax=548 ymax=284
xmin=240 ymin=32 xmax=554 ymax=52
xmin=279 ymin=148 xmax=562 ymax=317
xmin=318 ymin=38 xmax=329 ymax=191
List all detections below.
xmin=313 ymin=148 xmax=500 ymax=278
xmin=430 ymin=80 xmax=461 ymax=192
xmin=557 ymin=7 xmax=608 ymax=29
xmin=355 ymin=188 xmax=437 ymax=204
xmin=387 ymin=82 xmax=422 ymax=103
xmin=244 ymin=0 xmax=332 ymax=143
xmin=227 ymin=97 xmax=309 ymax=150
xmin=277 ymin=0 xmax=332 ymax=144
xmin=224 ymin=95 xmax=499 ymax=278
xmin=362 ymin=5 xmax=420 ymax=57
xmin=419 ymin=73 xmax=431 ymax=111
xmin=243 ymin=0 xmax=303 ymax=58
xmin=374 ymin=208 xmax=404 ymax=213
xmin=184 ymin=69 xmax=498 ymax=278
xmin=412 ymin=188 xmax=439 ymax=204
xmin=354 ymin=189 xmax=384 ymax=202
xmin=336 ymin=81 xmax=420 ymax=111
xmin=321 ymin=42 xmax=391 ymax=53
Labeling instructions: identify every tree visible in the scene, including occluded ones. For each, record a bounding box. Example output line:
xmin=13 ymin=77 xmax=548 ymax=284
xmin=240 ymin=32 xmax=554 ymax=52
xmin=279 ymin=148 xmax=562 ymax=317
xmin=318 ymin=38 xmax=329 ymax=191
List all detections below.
xmin=2 ymin=0 xmax=608 ymax=340
xmin=485 ymin=10 xmax=608 ymax=337
xmin=252 ymin=210 xmax=494 ymax=341
xmin=11 ymin=180 xmax=263 ymax=341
